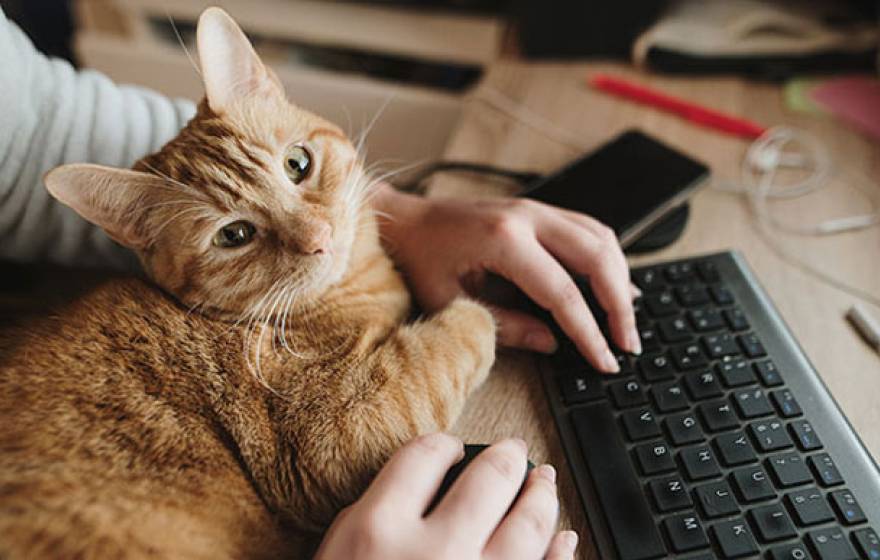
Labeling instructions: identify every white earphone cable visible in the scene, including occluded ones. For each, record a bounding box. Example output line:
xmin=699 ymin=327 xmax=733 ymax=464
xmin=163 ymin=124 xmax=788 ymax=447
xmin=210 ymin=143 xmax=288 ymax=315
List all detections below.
xmin=717 ymin=126 xmax=880 ymax=309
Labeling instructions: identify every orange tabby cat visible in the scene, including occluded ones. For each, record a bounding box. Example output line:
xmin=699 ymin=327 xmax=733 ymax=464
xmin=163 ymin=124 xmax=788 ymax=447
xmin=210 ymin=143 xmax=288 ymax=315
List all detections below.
xmin=0 ymin=8 xmax=496 ymax=559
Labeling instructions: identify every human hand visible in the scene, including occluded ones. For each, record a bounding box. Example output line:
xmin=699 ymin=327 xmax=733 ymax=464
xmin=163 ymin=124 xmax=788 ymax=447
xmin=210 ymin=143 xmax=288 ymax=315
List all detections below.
xmin=313 ymin=433 xmax=577 ymax=560
xmin=373 ymin=184 xmax=639 ymax=373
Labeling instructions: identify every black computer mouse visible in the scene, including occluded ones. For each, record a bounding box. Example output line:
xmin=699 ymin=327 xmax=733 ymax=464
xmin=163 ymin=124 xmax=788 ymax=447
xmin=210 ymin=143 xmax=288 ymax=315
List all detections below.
xmin=426 ymin=444 xmax=536 ymax=514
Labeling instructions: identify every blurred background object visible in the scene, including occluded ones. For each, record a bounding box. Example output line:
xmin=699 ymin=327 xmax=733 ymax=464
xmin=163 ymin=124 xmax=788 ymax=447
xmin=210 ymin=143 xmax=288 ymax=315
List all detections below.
xmin=1 ymin=0 xmax=877 ymax=169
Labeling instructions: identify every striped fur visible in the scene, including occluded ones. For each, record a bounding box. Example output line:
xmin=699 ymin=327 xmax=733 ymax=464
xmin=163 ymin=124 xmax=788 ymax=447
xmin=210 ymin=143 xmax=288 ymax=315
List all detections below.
xmin=0 ymin=8 xmax=496 ymax=559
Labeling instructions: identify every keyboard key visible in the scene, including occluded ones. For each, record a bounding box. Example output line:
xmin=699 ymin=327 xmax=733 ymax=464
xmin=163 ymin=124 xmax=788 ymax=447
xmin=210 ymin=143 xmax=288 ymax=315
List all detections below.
xmin=703 ymin=334 xmax=741 ymax=359
xmin=615 ymin=352 xmax=636 ymax=375
xmin=787 ymin=488 xmax=835 ymax=526
xmin=771 ymin=543 xmax=814 ymax=560
xmin=645 ymin=291 xmax=678 ymax=317
xmin=733 ymin=388 xmax=774 ymax=418
xmin=633 ymin=268 xmax=666 ymax=293
xmin=715 ymin=431 xmax=758 ymax=466
xmin=658 ymin=316 xmax=692 ymax=343
xmin=731 ymin=466 xmax=775 ymax=502
xmin=750 ymin=503 xmax=798 ymax=542
xmin=676 ymin=285 xmax=711 ymax=307
xmin=665 ymin=263 xmax=696 ymax=283
xmin=697 ymin=260 xmax=721 ymax=283
xmin=680 ymin=444 xmax=722 ymax=481
xmin=766 ymin=452 xmax=813 ymax=487
xmin=664 ymin=512 xmax=710 ymax=552
xmin=699 ymin=400 xmax=739 ymax=433
xmin=671 ymin=343 xmax=709 ymax=370
xmin=750 ymin=419 xmax=793 ymax=452
xmin=621 ymin=408 xmax=662 ymax=441
xmin=666 ymin=412 xmax=705 ymax=446
xmin=724 ymin=307 xmax=750 ymax=331
xmin=807 ymin=527 xmax=858 ymax=560
xmin=558 ymin=373 xmax=604 ymax=404
xmin=772 ymin=389 xmax=803 ymax=418
xmin=711 ymin=285 xmax=735 ymax=306
xmin=791 ymin=420 xmax=823 ymax=451
xmin=852 ymin=528 xmax=880 ymax=560
xmin=639 ymin=353 xmax=676 ymax=382
xmin=754 ymin=359 xmax=784 ymax=387
xmin=688 ymin=308 xmax=725 ymax=332
xmin=695 ymin=480 xmax=739 ymax=518
xmin=609 ymin=379 xmax=648 ymax=408
xmin=718 ymin=358 xmax=757 ymax=387
xmin=570 ymin=403 xmax=667 ymax=560
xmin=639 ymin=327 xmax=662 ymax=352
xmin=634 ymin=441 xmax=676 ymax=475
xmin=809 ymin=454 xmax=844 ymax=488
xmin=712 ymin=518 xmax=760 ymax=558
xmin=651 ymin=475 xmax=693 ymax=512
xmin=738 ymin=333 xmax=767 ymax=358
xmin=828 ymin=490 xmax=866 ymax=525
xmin=651 ymin=381 xmax=689 ymax=413
xmin=685 ymin=370 xmax=724 ymax=400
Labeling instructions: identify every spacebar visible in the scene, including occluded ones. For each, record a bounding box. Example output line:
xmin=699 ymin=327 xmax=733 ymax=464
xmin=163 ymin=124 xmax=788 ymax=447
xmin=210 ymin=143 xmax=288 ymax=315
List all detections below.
xmin=571 ymin=402 xmax=666 ymax=560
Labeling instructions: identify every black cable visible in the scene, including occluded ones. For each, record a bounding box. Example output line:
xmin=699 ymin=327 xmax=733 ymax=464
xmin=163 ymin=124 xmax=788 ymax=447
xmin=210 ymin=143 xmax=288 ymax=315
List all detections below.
xmin=394 ymin=160 xmax=543 ymax=194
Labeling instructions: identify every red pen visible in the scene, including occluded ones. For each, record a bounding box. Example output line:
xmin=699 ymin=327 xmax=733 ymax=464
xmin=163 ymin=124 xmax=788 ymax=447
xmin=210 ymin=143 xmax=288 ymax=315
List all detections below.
xmin=589 ymin=74 xmax=767 ymax=140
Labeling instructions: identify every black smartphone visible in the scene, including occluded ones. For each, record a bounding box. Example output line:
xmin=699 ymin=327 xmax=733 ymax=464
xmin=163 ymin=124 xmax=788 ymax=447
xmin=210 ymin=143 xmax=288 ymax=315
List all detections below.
xmin=521 ymin=130 xmax=710 ymax=248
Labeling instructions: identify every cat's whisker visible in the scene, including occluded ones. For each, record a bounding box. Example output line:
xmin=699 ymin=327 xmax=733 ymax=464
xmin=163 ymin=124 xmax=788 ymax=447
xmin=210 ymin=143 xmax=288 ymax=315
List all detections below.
xmin=340 ymin=105 xmax=354 ymax=142
xmin=278 ymin=284 xmax=303 ymax=356
xmin=166 ymin=11 xmax=202 ymax=78
xmin=355 ymin=94 xmax=395 ymax=156
xmin=243 ymin=282 xmax=287 ymax=396
xmin=269 ymin=283 xmax=296 ymax=356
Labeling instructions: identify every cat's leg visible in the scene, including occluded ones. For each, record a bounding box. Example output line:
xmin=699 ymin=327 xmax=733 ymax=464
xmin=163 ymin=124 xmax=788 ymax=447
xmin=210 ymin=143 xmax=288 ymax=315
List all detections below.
xmin=291 ymin=297 xmax=496 ymax=528
xmin=366 ymin=296 xmax=497 ymax=433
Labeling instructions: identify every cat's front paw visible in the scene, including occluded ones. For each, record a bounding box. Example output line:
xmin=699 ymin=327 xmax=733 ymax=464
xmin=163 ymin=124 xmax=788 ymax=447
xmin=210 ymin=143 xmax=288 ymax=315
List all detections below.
xmin=442 ymin=297 xmax=497 ymax=380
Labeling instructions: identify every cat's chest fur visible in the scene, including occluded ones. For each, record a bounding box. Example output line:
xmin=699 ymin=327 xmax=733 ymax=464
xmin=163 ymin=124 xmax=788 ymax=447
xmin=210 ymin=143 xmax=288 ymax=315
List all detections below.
xmin=0 ymin=255 xmax=412 ymax=557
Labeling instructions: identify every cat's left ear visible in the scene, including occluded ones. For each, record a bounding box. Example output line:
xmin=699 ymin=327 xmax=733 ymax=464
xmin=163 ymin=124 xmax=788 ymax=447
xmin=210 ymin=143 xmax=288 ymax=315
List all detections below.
xmin=44 ymin=164 xmax=166 ymax=250
xmin=196 ymin=7 xmax=284 ymax=114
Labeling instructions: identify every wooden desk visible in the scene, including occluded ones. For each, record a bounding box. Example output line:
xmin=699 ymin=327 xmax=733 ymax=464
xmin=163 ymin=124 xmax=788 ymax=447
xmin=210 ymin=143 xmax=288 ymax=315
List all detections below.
xmin=437 ymin=62 xmax=880 ymax=558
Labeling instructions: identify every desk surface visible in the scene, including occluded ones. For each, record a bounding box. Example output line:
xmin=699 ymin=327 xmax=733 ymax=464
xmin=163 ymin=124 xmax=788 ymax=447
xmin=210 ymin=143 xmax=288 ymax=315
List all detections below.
xmin=435 ymin=62 xmax=880 ymax=558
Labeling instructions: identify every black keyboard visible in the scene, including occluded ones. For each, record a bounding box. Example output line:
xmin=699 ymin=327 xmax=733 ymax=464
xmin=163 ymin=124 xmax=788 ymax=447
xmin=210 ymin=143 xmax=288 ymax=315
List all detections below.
xmin=539 ymin=251 xmax=880 ymax=560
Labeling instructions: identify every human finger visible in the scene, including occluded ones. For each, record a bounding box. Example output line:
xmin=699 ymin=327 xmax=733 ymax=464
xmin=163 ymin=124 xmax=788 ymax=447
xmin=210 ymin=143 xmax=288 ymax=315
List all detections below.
xmin=545 ymin=531 xmax=579 ymax=560
xmin=431 ymin=438 xmax=528 ymax=546
xmin=490 ymin=234 xmax=618 ymax=372
xmin=489 ymin=305 xmax=557 ymax=354
xmin=631 ymin=282 xmax=642 ymax=299
xmin=359 ymin=432 xmax=464 ymax=515
xmin=483 ymin=464 xmax=560 ymax=560
xmin=534 ymin=216 xmax=639 ymax=355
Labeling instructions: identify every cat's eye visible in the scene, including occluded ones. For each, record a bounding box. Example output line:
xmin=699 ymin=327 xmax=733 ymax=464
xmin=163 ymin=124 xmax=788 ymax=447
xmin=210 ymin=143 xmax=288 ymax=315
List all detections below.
xmin=213 ymin=220 xmax=257 ymax=248
xmin=284 ymin=145 xmax=312 ymax=184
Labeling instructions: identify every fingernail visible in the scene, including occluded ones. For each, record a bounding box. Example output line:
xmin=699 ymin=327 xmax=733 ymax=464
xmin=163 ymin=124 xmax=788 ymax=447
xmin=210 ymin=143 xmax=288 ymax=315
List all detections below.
xmin=536 ymin=464 xmax=556 ymax=483
xmin=563 ymin=530 xmax=579 ymax=551
xmin=524 ymin=331 xmax=558 ymax=354
xmin=628 ymin=328 xmax=643 ymax=356
xmin=631 ymin=285 xmax=643 ymax=299
xmin=602 ymin=349 xmax=620 ymax=373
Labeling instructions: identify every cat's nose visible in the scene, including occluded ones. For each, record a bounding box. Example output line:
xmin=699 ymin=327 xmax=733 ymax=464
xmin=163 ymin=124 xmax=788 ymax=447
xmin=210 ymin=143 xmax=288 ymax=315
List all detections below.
xmin=298 ymin=221 xmax=332 ymax=255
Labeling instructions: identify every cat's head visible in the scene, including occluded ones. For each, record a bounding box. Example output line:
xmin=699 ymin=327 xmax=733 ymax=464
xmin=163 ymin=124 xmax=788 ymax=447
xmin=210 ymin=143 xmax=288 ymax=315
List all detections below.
xmin=45 ymin=8 xmax=376 ymax=320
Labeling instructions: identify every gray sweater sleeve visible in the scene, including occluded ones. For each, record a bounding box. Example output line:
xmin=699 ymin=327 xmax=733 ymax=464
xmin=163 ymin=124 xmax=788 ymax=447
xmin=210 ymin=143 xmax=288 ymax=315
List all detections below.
xmin=0 ymin=8 xmax=196 ymax=270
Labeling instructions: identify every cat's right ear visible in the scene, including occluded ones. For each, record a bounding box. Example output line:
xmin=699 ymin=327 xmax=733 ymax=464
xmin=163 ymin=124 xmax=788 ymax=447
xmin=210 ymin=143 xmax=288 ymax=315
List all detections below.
xmin=44 ymin=164 xmax=164 ymax=250
xmin=196 ymin=7 xmax=283 ymax=115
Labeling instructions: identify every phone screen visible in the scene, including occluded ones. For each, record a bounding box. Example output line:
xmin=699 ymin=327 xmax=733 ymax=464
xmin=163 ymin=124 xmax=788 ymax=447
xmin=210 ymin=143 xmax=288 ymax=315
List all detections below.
xmin=522 ymin=130 xmax=709 ymax=243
